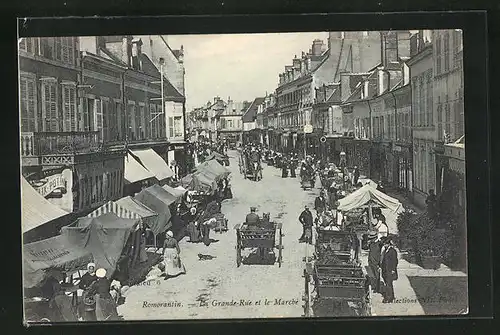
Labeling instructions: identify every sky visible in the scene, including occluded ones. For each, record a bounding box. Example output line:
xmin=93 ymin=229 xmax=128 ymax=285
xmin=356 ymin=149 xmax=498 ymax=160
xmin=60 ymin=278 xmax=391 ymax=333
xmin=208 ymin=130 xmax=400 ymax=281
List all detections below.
xmin=166 ymin=32 xmax=329 ymax=112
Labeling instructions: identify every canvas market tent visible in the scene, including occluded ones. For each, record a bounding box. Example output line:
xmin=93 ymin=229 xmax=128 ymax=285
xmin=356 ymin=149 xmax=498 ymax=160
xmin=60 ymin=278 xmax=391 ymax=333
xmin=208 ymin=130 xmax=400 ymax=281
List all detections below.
xmin=196 ymin=160 xmax=230 ymax=178
xmin=162 ymin=184 xmax=187 ymax=199
xmin=133 ymin=184 xmax=177 ymax=234
xmin=21 ymin=177 xmax=69 ymax=233
xmin=23 ymin=234 xmax=93 ymax=288
xmin=180 ymin=172 xmax=216 ymax=193
xmin=61 ymin=213 xmax=140 ymax=278
xmin=337 ymin=184 xmax=402 ymax=213
xmin=129 ymin=149 xmax=174 ymax=182
xmin=87 ymin=198 xmax=160 ymax=237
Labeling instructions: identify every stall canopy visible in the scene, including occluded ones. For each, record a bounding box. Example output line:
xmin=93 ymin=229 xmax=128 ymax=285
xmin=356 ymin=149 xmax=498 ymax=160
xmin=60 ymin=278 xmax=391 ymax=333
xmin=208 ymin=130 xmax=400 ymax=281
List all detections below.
xmin=130 ymin=149 xmax=174 ymax=182
xmin=337 ymin=184 xmax=402 ymax=213
xmin=180 ymin=172 xmax=216 ymax=192
xmin=196 ymin=160 xmax=231 ymax=178
xmin=124 ymin=153 xmax=156 ymax=184
xmin=162 ymin=184 xmax=187 ymax=199
xmin=87 ymin=198 xmax=159 ymax=236
xmin=133 ymin=184 xmax=176 ymax=234
xmin=23 ymin=234 xmax=93 ymax=288
xmin=21 ymin=177 xmax=69 ymax=233
xmin=61 ymin=213 xmax=139 ymax=277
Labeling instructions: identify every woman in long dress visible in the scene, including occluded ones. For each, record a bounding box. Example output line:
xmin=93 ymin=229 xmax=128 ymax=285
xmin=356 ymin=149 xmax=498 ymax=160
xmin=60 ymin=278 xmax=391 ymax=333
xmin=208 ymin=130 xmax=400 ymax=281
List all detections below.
xmin=162 ymin=231 xmax=186 ymax=279
xmin=88 ymin=268 xmax=120 ymax=321
xmin=186 ymin=207 xmax=201 ymax=242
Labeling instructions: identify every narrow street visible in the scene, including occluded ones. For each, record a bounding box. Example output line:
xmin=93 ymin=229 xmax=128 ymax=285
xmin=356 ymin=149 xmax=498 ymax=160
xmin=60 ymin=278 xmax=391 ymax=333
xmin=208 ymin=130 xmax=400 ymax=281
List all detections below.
xmin=119 ymin=150 xmax=319 ymax=320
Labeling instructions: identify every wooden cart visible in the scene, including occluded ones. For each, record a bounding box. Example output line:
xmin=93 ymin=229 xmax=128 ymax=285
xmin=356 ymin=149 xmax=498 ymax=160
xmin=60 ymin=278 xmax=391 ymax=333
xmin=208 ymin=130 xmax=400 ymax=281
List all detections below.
xmin=234 ymin=222 xmax=283 ymax=267
xmin=303 ymin=229 xmax=371 ymax=317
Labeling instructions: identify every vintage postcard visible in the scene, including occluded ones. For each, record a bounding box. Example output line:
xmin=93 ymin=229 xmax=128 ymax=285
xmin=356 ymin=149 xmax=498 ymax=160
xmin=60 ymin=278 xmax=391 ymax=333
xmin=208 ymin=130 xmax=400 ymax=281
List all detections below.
xmin=20 ymin=29 xmax=468 ymax=323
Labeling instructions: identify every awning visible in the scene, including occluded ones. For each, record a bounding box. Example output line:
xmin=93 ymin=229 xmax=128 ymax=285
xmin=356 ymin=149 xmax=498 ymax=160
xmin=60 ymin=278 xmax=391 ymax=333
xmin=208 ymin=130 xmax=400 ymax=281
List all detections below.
xmin=130 ymin=149 xmax=174 ymax=181
xmin=61 ymin=213 xmax=139 ymax=277
xmin=133 ymin=184 xmax=175 ymax=235
xmin=124 ymin=153 xmax=155 ymax=184
xmin=196 ymin=160 xmax=231 ymax=178
xmin=23 ymin=234 xmax=93 ymax=288
xmin=115 ymin=196 xmax=158 ymax=219
xmin=162 ymin=184 xmax=187 ymax=199
xmin=21 ymin=177 xmax=69 ymax=233
xmin=337 ymin=184 xmax=402 ymax=213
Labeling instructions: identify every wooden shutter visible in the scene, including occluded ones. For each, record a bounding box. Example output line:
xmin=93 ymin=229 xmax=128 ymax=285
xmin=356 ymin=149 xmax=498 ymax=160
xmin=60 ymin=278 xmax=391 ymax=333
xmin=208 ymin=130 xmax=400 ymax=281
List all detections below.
xmin=95 ymin=99 xmax=103 ymax=140
xmin=70 ymin=87 xmax=76 ymax=131
xmin=102 ymin=100 xmax=108 ymax=142
xmin=62 ymin=86 xmax=71 ymax=131
xmin=169 ymin=116 xmax=174 ymax=138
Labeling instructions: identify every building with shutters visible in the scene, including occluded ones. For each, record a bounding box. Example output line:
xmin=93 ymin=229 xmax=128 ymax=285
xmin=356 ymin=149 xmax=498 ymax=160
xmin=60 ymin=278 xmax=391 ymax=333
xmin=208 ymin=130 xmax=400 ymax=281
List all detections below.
xmin=216 ymin=98 xmax=248 ymax=146
xmin=19 ymin=37 xmax=127 ymax=216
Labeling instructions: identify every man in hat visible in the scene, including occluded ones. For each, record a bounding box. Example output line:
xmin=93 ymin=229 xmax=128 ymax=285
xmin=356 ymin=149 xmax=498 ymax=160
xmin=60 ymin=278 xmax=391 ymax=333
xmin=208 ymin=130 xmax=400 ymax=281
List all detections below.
xmin=367 ymin=235 xmax=383 ymax=293
xmin=298 ymin=206 xmax=314 ymax=244
xmin=314 ymin=192 xmax=327 ymax=217
xmin=245 ymin=207 xmax=260 ymax=227
xmin=380 ymin=236 xmax=399 ymax=303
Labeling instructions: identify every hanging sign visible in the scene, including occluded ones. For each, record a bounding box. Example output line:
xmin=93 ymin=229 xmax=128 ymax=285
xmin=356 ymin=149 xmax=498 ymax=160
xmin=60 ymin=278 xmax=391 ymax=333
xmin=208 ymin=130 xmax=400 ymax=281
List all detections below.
xmin=34 ymin=173 xmax=67 ymax=198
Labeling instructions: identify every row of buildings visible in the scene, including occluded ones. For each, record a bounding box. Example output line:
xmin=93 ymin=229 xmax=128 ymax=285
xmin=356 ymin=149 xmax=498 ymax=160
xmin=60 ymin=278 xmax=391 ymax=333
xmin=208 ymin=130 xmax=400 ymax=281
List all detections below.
xmin=19 ymin=35 xmax=188 ymax=235
xmin=187 ymin=30 xmax=465 ymax=213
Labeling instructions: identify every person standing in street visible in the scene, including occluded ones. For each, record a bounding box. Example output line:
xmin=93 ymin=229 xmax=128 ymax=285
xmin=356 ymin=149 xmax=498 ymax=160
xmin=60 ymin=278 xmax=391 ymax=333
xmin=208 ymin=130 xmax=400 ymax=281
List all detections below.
xmin=88 ymin=268 xmax=120 ymax=321
xmin=298 ymin=206 xmax=314 ymax=244
xmin=314 ymin=192 xmax=326 ymax=217
xmin=381 ymin=236 xmax=399 ymax=303
xmin=162 ymin=231 xmax=186 ymax=279
xmin=367 ymin=235 xmax=382 ymax=294
xmin=426 ymin=189 xmax=438 ymax=220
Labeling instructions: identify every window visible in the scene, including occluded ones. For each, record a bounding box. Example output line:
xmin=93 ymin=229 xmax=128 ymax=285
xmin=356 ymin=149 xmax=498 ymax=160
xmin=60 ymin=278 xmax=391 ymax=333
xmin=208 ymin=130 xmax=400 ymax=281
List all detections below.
xmin=135 ymin=104 xmax=142 ymax=140
xmin=453 ymin=102 xmax=462 ymax=140
xmin=150 ymin=104 xmax=157 ymax=138
xmin=437 ymin=103 xmax=443 ymax=140
xmin=435 ymin=36 xmax=442 ymax=75
xmin=426 ymin=73 xmax=433 ymax=126
xmin=62 ymin=84 xmax=77 ymax=132
xmin=102 ymin=99 xmax=109 ymax=142
xmin=19 ymin=76 xmax=37 ymax=132
xmin=411 ymin=79 xmax=418 ymax=126
xmin=445 ymin=103 xmax=451 ymax=141
xmin=174 ymin=116 xmax=183 ymax=137
xmin=168 ymin=116 xmax=174 ymax=138
xmin=443 ymin=32 xmax=450 ymax=72
xmin=40 ymin=38 xmax=55 ymax=59
xmin=419 ymin=76 xmax=425 ymax=126
xmin=19 ymin=38 xmax=38 ymax=54
xmin=127 ymin=103 xmax=136 ymax=140
xmin=41 ymin=79 xmax=58 ymax=132
xmin=94 ymin=99 xmax=103 ymax=141
xmin=116 ymin=102 xmax=123 ymax=140
xmin=453 ymin=30 xmax=462 ymax=68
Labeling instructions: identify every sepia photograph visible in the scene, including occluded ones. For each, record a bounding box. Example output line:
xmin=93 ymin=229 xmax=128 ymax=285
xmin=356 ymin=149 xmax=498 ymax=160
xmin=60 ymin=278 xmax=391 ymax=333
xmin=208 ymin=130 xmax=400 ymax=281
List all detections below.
xmin=19 ymin=28 xmax=468 ymax=322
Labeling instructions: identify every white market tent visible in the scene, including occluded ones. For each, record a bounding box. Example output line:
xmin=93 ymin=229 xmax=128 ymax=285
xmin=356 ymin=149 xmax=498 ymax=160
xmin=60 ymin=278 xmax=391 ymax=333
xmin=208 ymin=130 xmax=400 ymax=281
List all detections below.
xmin=337 ymin=184 xmax=402 ymax=213
xmin=21 ymin=177 xmax=69 ymax=233
xmin=130 ymin=149 xmax=174 ymax=181
xmin=124 ymin=153 xmax=156 ymax=184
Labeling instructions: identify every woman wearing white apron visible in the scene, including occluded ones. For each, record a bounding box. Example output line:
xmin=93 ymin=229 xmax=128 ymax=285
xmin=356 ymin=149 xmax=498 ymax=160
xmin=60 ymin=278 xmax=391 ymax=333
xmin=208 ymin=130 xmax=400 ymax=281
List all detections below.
xmin=162 ymin=231 xmax=186 ymax=279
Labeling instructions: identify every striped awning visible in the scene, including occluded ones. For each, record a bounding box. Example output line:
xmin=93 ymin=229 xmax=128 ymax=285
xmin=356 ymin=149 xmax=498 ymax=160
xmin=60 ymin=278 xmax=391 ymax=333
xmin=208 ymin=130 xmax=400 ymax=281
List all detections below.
xmin=87 ymin=200 xmax=141 ymax=220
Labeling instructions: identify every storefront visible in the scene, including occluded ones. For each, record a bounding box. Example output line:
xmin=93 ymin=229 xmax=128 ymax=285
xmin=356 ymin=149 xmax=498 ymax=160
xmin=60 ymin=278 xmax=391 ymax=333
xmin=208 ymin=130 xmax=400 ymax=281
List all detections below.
xmin=393 ymin=143 xmax=413 ymax=193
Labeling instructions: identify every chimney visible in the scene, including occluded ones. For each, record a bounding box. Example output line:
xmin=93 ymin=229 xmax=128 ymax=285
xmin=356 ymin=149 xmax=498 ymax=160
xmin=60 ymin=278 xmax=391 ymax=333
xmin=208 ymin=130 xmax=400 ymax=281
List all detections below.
xmin=131 ymin=38 xmax=143 ymax=70
xmin=122 ymin=36 xmax=131 ymax=66
xmin=340 ymin=72 xmax=352 ymax=102
xmin=293 ymin=55 xmax=301 ymax=70
xmin=178 ymin=45 xmax=184 ymax=63
xmin=312 ymin=39 xmax=324 ymax=56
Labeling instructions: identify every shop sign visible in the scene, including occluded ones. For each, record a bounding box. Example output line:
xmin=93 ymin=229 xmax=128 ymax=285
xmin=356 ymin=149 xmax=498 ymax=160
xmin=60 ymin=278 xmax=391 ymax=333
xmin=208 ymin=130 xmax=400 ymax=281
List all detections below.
xmin=34 ymin=173 xmax=67 ymax=198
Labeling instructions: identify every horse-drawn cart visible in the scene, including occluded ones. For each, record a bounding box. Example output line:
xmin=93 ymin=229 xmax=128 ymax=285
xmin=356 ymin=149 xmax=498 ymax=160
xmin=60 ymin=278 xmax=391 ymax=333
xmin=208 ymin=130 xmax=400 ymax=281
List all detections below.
xmin=234 ymin=221 xmax=283 ymax=267
xmin=303 ymin=229 xmax=371 ymax=317
xmin=240 ymin=152 xmax=262 ymax=181
xmin=300 ymin=174 xmax=315 ymax=189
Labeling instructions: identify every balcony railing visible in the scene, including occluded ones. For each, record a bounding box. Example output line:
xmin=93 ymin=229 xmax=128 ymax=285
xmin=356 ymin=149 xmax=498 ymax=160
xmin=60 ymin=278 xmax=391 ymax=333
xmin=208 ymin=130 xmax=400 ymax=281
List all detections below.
xmin=20 ymin=132 xmax=36 ymax=156
xmin=35 ymin=131 xmax=102 ymax=156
